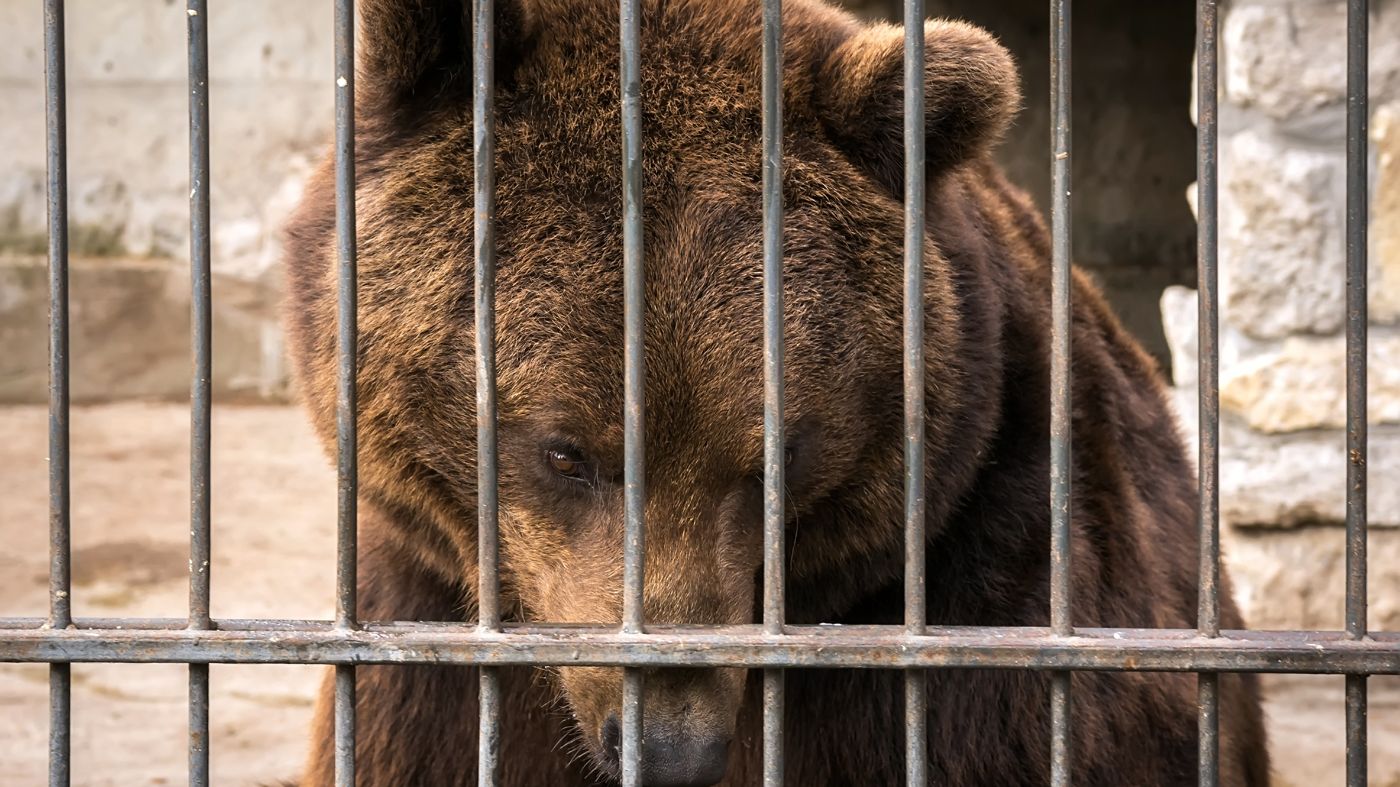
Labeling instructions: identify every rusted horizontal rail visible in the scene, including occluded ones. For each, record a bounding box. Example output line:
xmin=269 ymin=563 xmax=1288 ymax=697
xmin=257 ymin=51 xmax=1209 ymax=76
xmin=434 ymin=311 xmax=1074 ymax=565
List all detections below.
xmin=0 ymin=620 xmax=1395 ymax=673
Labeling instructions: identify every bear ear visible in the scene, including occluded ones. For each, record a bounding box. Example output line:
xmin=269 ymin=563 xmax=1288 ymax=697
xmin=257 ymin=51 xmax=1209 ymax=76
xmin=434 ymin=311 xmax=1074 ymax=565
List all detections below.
xmin=359 ymin=0 xmax=531 ymax=115
xmin=815 ymin=19 xmax=1020 ymax=191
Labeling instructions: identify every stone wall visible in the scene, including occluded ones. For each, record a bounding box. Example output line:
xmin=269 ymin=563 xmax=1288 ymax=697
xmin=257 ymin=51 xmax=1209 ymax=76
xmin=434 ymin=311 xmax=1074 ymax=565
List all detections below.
xmin=1162 ymin=0 xmax=1400 ymax=631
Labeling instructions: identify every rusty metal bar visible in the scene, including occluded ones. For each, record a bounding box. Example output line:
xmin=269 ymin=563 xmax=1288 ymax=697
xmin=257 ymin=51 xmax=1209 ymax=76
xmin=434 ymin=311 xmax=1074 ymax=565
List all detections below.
xmin=43 ymin=1 xmax=71 ymax=784
xmin=1051 ymin=673 xmax=1071 ymax=785
xmin=903 ymin=0 xmax=928 ymax=782
xmin=619 ymin=0 xmax=645 ymax=780
xmin=761 ymin=0 xmax=786 ymax=781
xmin=1049 ymin=0 xmax=1073 ymax=781
xmin=1345 ymin=1 xmax=1370 ymax=785
xmin=1195 ymin=1 xmax=1221 ymax=784
xmin=478 ymin=669 xmax=501 ymax=787
xmin=473 ymin=0 xmax=502 ymax=781
xmin=332 ymin=0 xmax=357 ymax=783
xmin=475 ymin=0 xmax=501 ymax=641
xmin=5 ymin=622 xmax=1398 ymax=673
xmin=185 ymin=0 xmax=213 ymax=782
xmin=621 ymin=668 xmax=644 ymax=787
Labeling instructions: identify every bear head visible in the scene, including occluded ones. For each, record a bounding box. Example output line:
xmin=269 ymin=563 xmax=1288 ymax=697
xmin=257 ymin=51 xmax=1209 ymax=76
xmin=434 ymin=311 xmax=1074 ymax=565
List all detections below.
xmin=284 ymin=0 xmax=1018 ymax=782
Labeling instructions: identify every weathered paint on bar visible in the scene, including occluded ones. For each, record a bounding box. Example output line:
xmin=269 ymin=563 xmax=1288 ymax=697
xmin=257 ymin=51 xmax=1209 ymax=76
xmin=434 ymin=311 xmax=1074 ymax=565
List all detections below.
xmin=332 ymin=0 xmax=357 ymax=784
xmin=1344 ymin=1 xmax=1370 ymax=785
xmin=43 ymin=1 xmax=71 ymax=784
xmin=184 ymin=0 xmax=213 ymax=780
xmin=1195 ymin=2 xmax=1222 ymax=784
xmin=0 ymin=622 xmax=1396 ymax=673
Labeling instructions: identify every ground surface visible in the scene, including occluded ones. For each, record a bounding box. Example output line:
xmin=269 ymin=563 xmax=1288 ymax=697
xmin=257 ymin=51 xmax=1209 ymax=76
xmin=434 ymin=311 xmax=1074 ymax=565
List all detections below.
xmin=1 ymin=403 xmax=1398 ymax=785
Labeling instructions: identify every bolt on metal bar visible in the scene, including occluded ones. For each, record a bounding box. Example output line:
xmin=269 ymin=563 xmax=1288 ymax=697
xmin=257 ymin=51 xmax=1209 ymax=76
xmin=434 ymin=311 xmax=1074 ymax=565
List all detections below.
xmin=1345 ymin=1 xmax=1370 ymax=785
xmin=473 ymin=0 xmax=503 ymax=782
xmin=43 ymin=1 xmax=71 ymax=785
xmin=1048 ymin=0 xmax=1073 ymax=782
xmin=185 ymin=0 xmax=213 ymax=782
xmin=333 ymin=0 xmax=358 ymax=783
xmin=760 ymin=0 xmax=786 ymax=781
xmin=619 ymin=0 xmax=645 ymax=780
xmin=1194 ymin=1 xmax=1221 ymax=784
xmin=902 ymin=0 xmax=928 ymax=783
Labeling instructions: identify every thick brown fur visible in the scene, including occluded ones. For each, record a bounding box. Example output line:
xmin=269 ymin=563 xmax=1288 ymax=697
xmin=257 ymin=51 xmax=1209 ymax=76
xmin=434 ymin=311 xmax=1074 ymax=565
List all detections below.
xmin=283 ymin=0 xmax=1269 ymax=783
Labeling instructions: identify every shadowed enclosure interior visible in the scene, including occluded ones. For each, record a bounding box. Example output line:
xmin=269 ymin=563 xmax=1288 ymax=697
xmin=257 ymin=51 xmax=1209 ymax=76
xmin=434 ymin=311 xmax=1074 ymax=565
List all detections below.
xmin=0 ymin=0 xmax=1393 ymax=786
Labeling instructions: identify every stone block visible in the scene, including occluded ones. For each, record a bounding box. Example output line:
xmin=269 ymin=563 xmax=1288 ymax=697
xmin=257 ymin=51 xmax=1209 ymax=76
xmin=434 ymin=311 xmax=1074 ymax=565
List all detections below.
xmin=1220 ymin=129 xmax=1346 ymax=339
xmin=1225 ymin=2 xmax=1348 ymax=122
xmin=1170 ymin=386 xmax=1400 ymax=529
xmin=1218 ymin=333 xmax=1400 ymax=432
xmin=1224 ymin=522 xmax=1400 ymax=632
xmin=1224 ymin=0 xmax=1400 ymax=131
xmin=1376 ymin=103 xmax=1400 ymax=324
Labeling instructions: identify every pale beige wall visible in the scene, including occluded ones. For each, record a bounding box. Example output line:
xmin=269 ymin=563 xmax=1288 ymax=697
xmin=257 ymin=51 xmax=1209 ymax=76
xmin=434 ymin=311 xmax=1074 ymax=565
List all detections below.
xmin=1 ymin=0 xmax=335 ymax=401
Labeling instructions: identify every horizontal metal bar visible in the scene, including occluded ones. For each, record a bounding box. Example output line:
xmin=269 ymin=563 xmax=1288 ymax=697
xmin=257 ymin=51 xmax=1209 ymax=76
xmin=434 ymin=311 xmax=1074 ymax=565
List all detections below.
xmin=2 ymin=622 xmax=1396 ymax=673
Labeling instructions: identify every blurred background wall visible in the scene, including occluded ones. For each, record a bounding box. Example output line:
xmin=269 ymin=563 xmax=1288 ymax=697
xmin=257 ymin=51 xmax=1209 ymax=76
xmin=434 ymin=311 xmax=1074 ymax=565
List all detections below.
xmin=1 ymin=1 xmax=330 ymax=402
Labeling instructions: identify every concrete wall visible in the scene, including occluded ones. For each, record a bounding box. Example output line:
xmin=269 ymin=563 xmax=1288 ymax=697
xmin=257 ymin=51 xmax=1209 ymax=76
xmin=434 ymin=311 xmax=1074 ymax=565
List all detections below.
xmin=1 ymin=0 xmax=334 ymax=401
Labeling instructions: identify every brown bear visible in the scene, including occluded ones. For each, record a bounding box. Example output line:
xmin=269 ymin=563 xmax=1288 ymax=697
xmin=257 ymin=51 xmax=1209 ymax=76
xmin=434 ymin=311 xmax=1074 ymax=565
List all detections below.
xmin=282 ymin=0 xmax=1269 ymax=784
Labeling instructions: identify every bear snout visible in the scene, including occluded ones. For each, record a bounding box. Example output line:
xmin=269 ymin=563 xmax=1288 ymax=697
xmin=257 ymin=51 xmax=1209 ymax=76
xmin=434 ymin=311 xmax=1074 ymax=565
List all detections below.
xmin=600 ymin=713 xmax=731 ymax=787
xmin=566 ymin=665 xmax=743 ymax=786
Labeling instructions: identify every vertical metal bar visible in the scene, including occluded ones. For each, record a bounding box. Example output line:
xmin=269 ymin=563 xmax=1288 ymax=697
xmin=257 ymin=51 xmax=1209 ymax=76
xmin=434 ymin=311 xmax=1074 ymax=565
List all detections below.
xmin=478 ymin=668 xmax=501 ymax=786
xmin=619 ymin=0 xmax=645 ymax=782
xmin=762 ymin=670 xmax=784 ymax=786
xmin=333 ymin=663 xmax=356 ymax=787
xmin=1195 ymin=2 xmax=1221 ymax=784
xmin=621 ymin=669 xmax=644 ymax=787
xmin=1050 ymin=673 xmax=1071 ymax=786
xmin=473 ymin=0 xmax=503 ymax=781
xmin=1195 ymin=1 xmax=1221 ymax=649
xmin=333 ymin=0 xmax=357 ymax=784
xmin=1048 ymin=0 xmax=1073 ymax=783
xmin=619 ymin=0 xmax=644 ymax=643
xmin=1197 ymin=674 xmax=1219 ymax=786
xmin=761 ymin=0 xmax=785 ymax=782
xmin=1345 ymin=1 xmax=1369 ymax=785
xmin=1047 ymin=0 xmax=1073 ymax=646
xmin=43 ymin=2 xmax=71 ymax=785
xmin=185 ymin=1 xmax=213 ymax=783
xmin=902 ymin=1 xmax=928 ymax=785
xmin=1346 ymin=675 xmax=1367 ymax=786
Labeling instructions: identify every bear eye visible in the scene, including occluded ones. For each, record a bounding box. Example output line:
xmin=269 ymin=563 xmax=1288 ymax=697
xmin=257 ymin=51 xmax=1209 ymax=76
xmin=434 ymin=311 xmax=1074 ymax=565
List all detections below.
xmin=784 ymin=447 xmax=794 ymax=467
xmin=545 ymin=447 xmax=588 ymax=480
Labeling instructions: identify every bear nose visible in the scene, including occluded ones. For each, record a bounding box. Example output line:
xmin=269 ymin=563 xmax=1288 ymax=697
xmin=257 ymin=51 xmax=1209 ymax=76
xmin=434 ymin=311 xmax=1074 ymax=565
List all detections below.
xmin=600 ymin=715 xmax=731 ymax=787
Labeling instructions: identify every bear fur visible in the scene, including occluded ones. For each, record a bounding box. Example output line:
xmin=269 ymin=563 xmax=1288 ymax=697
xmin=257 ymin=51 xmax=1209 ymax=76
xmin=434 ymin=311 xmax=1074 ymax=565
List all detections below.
xmin=282 ymin=0 xmax=1270 ymax=783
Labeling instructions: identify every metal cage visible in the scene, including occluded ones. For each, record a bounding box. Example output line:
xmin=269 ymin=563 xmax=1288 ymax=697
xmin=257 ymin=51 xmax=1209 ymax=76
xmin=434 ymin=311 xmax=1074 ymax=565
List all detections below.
xmin=1 ymin=0 xmax=1395 ymax=785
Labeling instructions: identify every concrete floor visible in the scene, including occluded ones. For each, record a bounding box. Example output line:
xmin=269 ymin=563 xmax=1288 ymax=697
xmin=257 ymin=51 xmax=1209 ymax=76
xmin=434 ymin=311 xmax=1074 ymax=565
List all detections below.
xmin=1 ymin=403 xmax=1397 ymax=786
